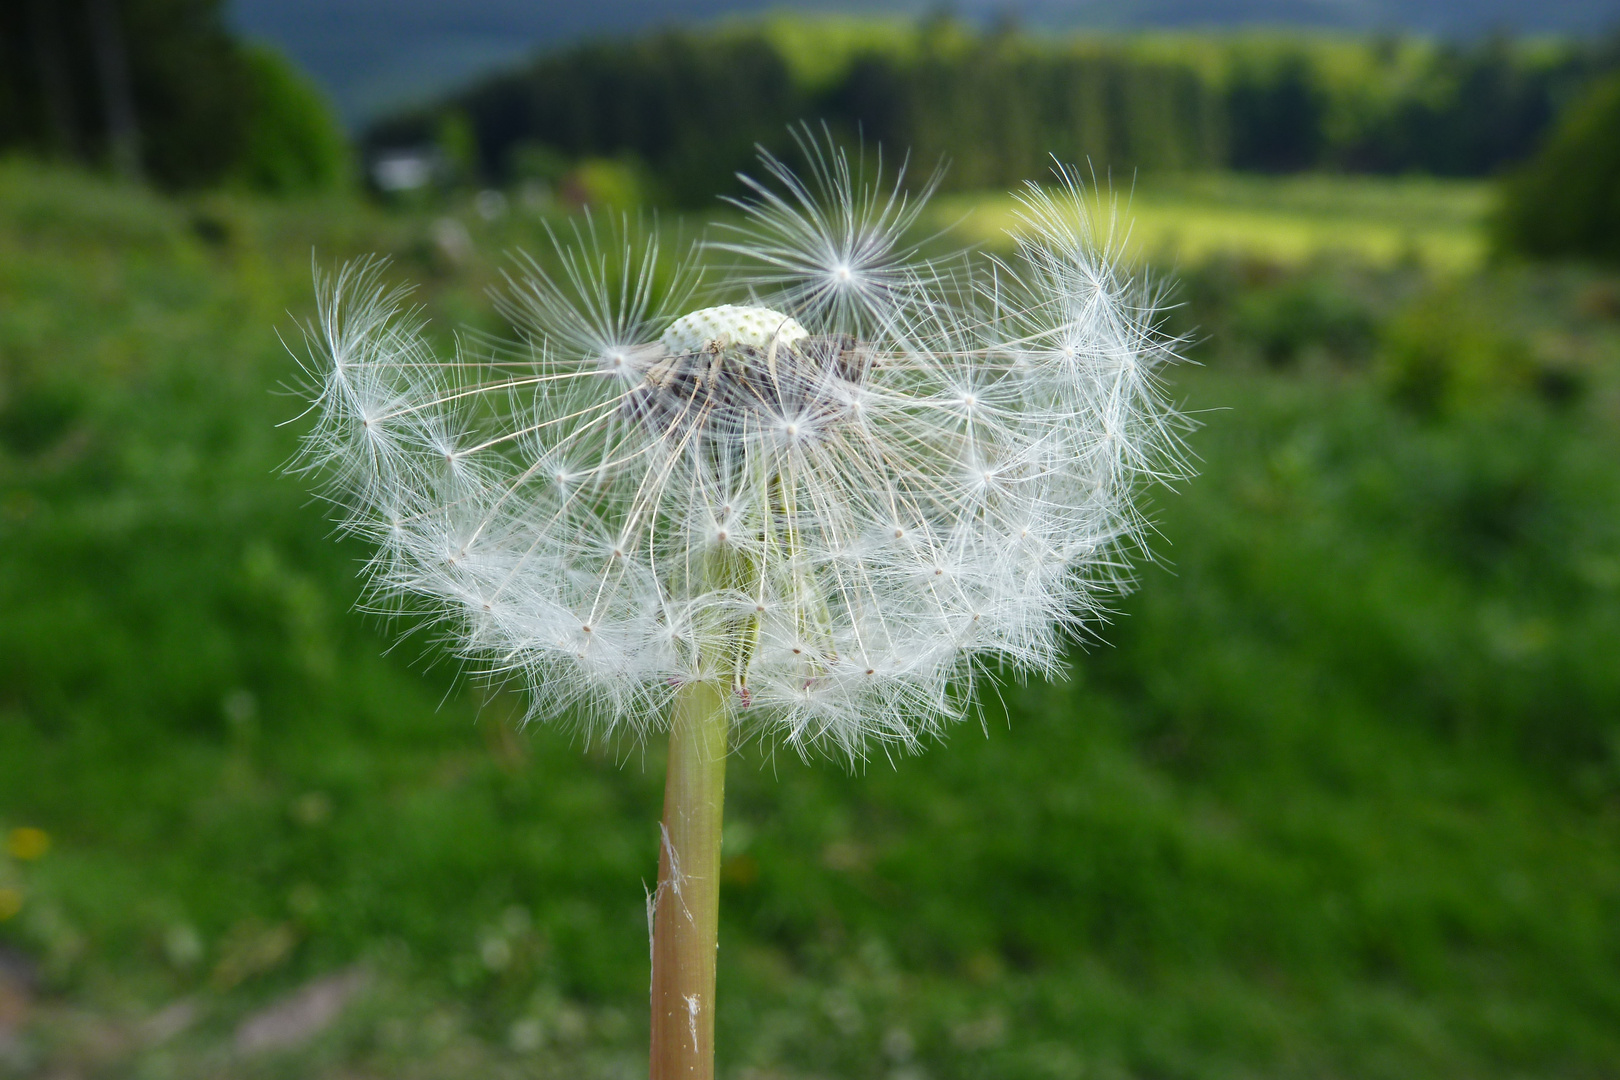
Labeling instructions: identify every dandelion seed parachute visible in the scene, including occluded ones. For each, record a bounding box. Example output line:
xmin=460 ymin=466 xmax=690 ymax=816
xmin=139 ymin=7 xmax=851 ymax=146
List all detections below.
xmin=295 ymin=136 xmax=1183 ymax=761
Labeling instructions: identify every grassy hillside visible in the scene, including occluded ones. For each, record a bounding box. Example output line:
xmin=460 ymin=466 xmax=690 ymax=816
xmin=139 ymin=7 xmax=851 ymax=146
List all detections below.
xmin=944 ymin=172 xmax=1490 ymax=270
xmin=1 ymin=160 xmax=1618 ymax=1079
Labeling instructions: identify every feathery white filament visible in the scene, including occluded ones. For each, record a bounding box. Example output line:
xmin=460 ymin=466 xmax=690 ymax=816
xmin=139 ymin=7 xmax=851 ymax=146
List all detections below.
xmin=294 ymin=139 xmax=1183 ymax=761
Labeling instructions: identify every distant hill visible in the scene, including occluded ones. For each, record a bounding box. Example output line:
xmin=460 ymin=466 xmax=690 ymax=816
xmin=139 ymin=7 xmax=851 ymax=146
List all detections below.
xmin=229 ymin=0 xmax=1620 ymax=123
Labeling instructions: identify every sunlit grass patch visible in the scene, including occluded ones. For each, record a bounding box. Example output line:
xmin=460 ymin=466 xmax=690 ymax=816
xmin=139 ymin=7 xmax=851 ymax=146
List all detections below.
xmin=942 ymin=172 xmax=1490 ymax=271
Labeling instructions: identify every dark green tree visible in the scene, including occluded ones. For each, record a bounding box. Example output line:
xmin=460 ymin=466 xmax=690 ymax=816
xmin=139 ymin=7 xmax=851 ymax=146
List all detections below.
xmin=233 ymin=46 xmax=351 ymax=196
xmin=1495 ymin=71 xmax=1620 ymax=263
xmin=1226 ymin=55 xmax=1326 ymax=172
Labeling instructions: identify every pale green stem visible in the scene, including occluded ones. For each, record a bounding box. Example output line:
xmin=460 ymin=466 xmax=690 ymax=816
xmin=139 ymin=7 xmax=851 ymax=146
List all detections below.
xmin=650 ymin=676 xmax=729 ymax=1079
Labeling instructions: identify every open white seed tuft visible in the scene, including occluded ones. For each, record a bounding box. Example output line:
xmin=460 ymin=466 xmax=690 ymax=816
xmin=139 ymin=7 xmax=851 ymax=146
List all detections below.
xmin=295 ymin=128 xmax=1186 ymax=761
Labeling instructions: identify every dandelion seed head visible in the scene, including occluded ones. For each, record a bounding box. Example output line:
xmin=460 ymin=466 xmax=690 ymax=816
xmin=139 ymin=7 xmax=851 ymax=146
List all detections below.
xmin=294 ymin=134 xmax=1186 ymax=762
xmin=661 ymin=304 xmax=808 ymax=354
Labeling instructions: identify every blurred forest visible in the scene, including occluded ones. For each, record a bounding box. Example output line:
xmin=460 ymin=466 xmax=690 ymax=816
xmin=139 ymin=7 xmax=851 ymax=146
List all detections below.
xmin=366 ymin=18 xmax=1618 ymax=204
xmin=3 ymin=7 xmax=1620 ymax=1080
xmin=229 ymin=0 xmax=1620 ymax=124
xmin=0 ymin=0 xmax=347 ymax=193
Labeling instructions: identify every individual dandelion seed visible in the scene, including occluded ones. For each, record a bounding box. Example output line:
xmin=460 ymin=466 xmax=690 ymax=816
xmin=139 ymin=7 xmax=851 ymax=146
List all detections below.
xmin=292 ymin=128 xmax=1185 ymax=1079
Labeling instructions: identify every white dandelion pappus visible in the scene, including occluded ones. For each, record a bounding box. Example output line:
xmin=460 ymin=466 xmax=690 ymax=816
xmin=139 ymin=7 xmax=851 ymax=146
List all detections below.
xmin=295 ymin=139 xmax=1183 ymax=761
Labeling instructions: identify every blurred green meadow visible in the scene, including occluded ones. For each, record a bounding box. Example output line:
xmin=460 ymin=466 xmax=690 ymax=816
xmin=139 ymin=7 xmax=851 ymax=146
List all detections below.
xmin=1 ymin=153 xmax=1619 ymax=1080
xmin=944 ymin=173 xmax=1491 ymax=271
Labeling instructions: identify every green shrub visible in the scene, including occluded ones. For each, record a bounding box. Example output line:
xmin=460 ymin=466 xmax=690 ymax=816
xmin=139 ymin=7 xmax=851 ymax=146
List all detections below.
xmin=1230 ymin=275 xmax=1376 ymax=366
xmin=1495 ymin=72 xmax=1620 ymax=263
xmin=560 ymin=157 xmax=653 ymax=211
xmin=234 ymin=46 xmax=351 ymax=196
xmin=1377 ymin=285 xmax=1536 ymax=416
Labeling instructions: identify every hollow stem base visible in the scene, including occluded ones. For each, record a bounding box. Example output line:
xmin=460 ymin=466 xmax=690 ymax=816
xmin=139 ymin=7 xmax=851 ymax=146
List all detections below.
xmin=650 ymin=678 xmax=729 ymax=1079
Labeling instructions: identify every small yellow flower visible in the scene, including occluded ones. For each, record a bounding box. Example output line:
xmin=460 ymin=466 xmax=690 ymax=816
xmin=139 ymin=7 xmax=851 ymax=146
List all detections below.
xmin=0 ymin=887 xmax=21 ymax=921
xmin=7 ymin=826 xmax=50 ymax=861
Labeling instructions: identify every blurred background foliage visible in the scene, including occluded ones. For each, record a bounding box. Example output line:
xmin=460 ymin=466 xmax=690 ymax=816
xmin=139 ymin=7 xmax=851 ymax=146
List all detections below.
xmin=366 ymin=19 xmax=1610 ymax=205
xmin=2 ymin=4 xmax=1620 ymax=1079
xmin=1496 ymin=69 xmax=1620 ymax=263
xmin=0 ymin=0 xmax=348 ymax=192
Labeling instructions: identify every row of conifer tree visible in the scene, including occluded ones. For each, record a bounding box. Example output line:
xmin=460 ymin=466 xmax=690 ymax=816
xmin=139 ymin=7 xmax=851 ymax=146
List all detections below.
xmin=366 ymin=22 xmax=1618 ymax=205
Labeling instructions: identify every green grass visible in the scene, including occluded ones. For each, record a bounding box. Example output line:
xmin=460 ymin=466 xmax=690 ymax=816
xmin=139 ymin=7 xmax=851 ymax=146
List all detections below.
xmin=942 ymin=173 xmax=1491 ymax=271
xmin=1 ymin=159 xmax=1618 ymax=1079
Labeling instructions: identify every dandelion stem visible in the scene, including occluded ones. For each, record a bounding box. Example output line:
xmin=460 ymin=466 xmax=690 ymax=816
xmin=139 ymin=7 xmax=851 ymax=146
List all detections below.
xmin=651 ymin=676 xmax=729 ymax=1079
